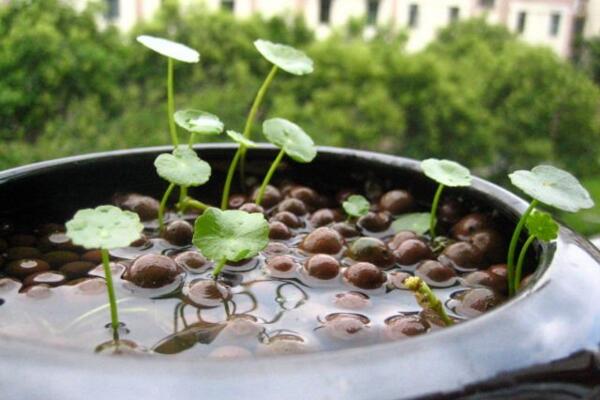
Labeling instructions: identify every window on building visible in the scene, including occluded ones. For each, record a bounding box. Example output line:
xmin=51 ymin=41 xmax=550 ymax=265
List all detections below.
xmin=550 ymin=12 xmax=561 ymax=37
xmin=517 ymin=11 xmax=527 ymax=34
xmin=449 ymin=7 xmax=460 ymax=24
xmin=408 ymin=4 xmax=419 ymax=28
xmin=479 ymin=0 xmax=495 ymax=8
xmin=221 ymin=0 xmax=234 ymax=12
xmin=105 ymin=0 xmax=119 ymax=19
xmin=320 ymin=0 xmax=332 ymax=24
xmin=367 ymin=0 xmax=379 ymax=26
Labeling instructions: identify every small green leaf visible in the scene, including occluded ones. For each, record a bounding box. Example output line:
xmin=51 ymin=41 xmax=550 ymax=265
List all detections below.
xmin=66 ymin=205 xmax=143 ymax=250
xmin=154 ymin=147 xmax=211 ymax=187
xmin=136 ymin=35 xmax=199 ymax=63
xmin=193 ymin=208 xmax=269 ymax=263
xmin=391 ymin=212 xmax=431 ymax=235
xmin=263 ymin=118 xmax=316 ymax=163
xmin=525 ymin=210 xmax=559 ymax=241
xmin=254 ymin=39 xmax=314 ymax=76
xmin=509 ymin=165 xmax=594 ymax=212
xmin=421 ymin=159 xmax=472 ymax=187
xmin=343 ymin=195 xmax=370 ymax=217
xmin=174 ymin=110 xmax=224 ymax=135
xmin=227 ymin=130 xmax=257 ymax=148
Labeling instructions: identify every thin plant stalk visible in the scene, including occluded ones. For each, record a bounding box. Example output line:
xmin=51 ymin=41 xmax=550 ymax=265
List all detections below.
xmin=179 ymin=186 xmax=188 ymax=213
xmin=404 ymin=276 xmax=453 ymax=327
xmin=158 ymin=182 xmax=176 ymax=231
xmin=180 ymin=197 xmax=210 ymax=212
xmin=514 ymin=234 xmax=535 ymax=292
xmin=256 ymin=148 xmax=285 ymax=206
xmin=188 ymin=132 xmax=196 ymax=147
xmin=221 ymin=147 xmax=243 ymax=209
xmin=212 ymin=258 xmax=227 ymax=279
xmin=167 ymin=58 xmax=178 ymax=147
xmin=101 ymin=248 xmax=120 ymax=340
xmin=239 ymin=65 xmax=279 ymax=181
xmin=507 ymin=200 xmax=538 ymax=296
xmin=429 ymin=184 xmax=445 ymax=239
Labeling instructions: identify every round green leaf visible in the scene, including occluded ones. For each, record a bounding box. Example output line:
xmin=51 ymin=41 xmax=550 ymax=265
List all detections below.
xmin=154 ymin=147 xmax=211 ymax=187
xmin=193 ymin=208 xmax=269 ymax=263
xmin=227 ymin=130 xmax=257 ymax=148
xmin=254 ymin=39 xmax=314 ymax=76
xmin=391 ymin=212 xmax=431 ymax=235
xmin=136 ymin=35 xmax=199 ymax=63
xmin=342 ymin=195 xmax=370 ymax=218
xmin=509 ymin=165 xmax=594 ymax=212
xmin=174 ymin=110 xmax=224 ymax=135
xmin=66 ymin=205 xmax=143 ymax=250
xmin=262 ymin=118 xmax=316 ymax=163
xmin=525 ymin=210 xmax=559 ymax=241
xmin=421 ymin=159 xmax=472 ymax=187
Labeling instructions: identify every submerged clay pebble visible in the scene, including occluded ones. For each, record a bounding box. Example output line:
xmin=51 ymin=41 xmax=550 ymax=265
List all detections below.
xmin=454 ymin=288 xmax=504 ymax=317
xmin=334 ymin=291 xmax=371 ymax=310
xmin=262 ymin=242 xmax=291 ymax=257
xmin=379 ymin=190 xmax=414 ymax=215
xmin=174 ymin=251 xmax=209 ymax=272
xmin=388 ymin=231 xmax=419 ymax=251
xmin=252 ymin=185 xmax=281 ymax=209
xmin=5 ymin=259 xmax=50 ymax=280
xmin=185 ymin=279 xmax=230 ymax=307
xmin=259 ymin=333 xmax=310 ymax=356
xmin=42 ymin=250 xmax=80 ymax=268
xmin=228 ymin=194 xmax=247 ymax=209
xmin=301 ymin=227 xmax=344 ymax=254
xmin=469 ymin=229 xmax=506 ymax=264
xmin=438 ymin=198 xmax=464 ymax=225
xmin=464 ymin=270 xmax=506 ymax=293
xmin=6 ymin=246 xmax=41 ymax=261
xmin=270 ymin=211 xmax=302 ymax=228
xmin=289 ymin=186 xmax=321 ymax=208
xmin=344 ymin=262 xmax=387 ymax=290
xmin=73 ymin=278 xmax=106 ymax=295
xmin=269 ymin=221 xmax=292 ymax=240
xmin=488 ymin=264 xmax=508 ymax=279
xmin=389 ymin=271 xmax=412 ymax=289
xmin=115 ymin=193 xmax=160 ymax=221
xmin=384 ymin=314 xmax=429 ymax=340
xmin=331 ymin=222 xmax=360 ymax=238
xmin=8 ymin=234 xmax=37 ymax=247
xmin=81 ymin=250 xmax=103 ymax=264
xmin=441 ymin=242 xmax=484 ymax=270
xmin=357 ymin=212 xmax=390 ymax=232
xmin=126 ymin=254 xmax=181 ymax=288
xmin=38 ymin=232 xmax=77 ymax=251
xmin=310 ymin=209 xmax=341 ymax=228
xmin=163 ymin=220 xmax=193 ymax=246
xmin=278 ymin=198 xmax=307 ymax=216
xmin=266 ymin=255 xmax=297 ymax=276
xmin=322 ymin=313 xmax=370 ymax=340
xmin=239 ymin=203 xmax=264 ymax=214
xmin=59 ymin=261 xmax=95 ymax=279
xmin=415 ymin=260 xmax=456 ymax=287
xmin=23 ymin=271 xmax=67 ymax=287
xmin=451 ymin=213 xmax=492 ymax=241
xmin=304 ymin=254 xmax=340 ymax=280
xmin=393 ymin=239 xmax=433 ymax=266
xmin=348 ymin=237 xmax=395 ymax=269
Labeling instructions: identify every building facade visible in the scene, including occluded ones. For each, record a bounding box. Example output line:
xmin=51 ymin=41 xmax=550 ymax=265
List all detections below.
xmin=66 ymin=0 xmax=594 ymax=58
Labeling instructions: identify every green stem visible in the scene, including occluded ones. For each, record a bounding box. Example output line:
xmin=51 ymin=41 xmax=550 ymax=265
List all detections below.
xmin=221 ymin=147 xmax=243 ymax=210
xmin=158 ymin=182 xmax=176 ymax=232
xmin=507 ymin=199 xmax=538 ymax=296
xmin=212 ymin=258 xmax=227 ymax=279
xmin=181 ymin=197 xmax=210 ymax=212
xmin=514 ymin=234 xmax=535 ymax=292
xmin=429 ymin=183 xmax=444 ymax=239
xmin=167 ymin=58 xmax=178 ymax=147
xmin=239 ymin=65 xmax=279 ymax=182
xmin=178 ymin=186 xmax=188 ymax=213
xmin=101 ymin=248 xmax=120 ymax=340
xmin=405 ymin=276 xmax=453 ymax=327
xmin=256 ymin=148 xmax=285 ymax=206
xmin=188 ymin=133 xmax=196 ymax=148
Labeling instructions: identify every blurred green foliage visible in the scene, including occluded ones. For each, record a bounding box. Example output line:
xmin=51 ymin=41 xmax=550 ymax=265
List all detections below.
xmin=0 ymin=1 xmax=599 ymax=205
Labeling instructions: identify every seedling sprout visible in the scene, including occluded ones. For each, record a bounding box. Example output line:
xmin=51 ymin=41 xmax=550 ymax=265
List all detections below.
xmin=192 ymin=208 xmax=269 ymax=278
xmin=342 ymin=195 xmax=370 ymax=220
xmin=65 ymin=205 xmax=143 ymax=339
xmin=255 ymin=118 xmax=316 ymax=206
xmin=506 ymin=165 xmax=594 ymax=295
xmin=221 ymin=130 xmax=258 ymax=210
xmin=421 ymin=158 xmax=472 ymax=238
xmin=404 ymin=276 xmax=454 ymax=327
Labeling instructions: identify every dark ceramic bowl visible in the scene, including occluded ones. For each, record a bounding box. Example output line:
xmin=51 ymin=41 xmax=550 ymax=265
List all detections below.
xmin=0 ymin=145 xmax=599 ymax=400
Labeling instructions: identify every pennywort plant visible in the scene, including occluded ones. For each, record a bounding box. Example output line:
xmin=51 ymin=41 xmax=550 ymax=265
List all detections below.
xmin=421 ymin=158 xmax=472 ymax=239
xmin=342 ymin=195 xmax=370 ymax=220
xmin=506 ymin=165 xmax=594 ymax=296
xmin=192 ymin=208 xmax=269 ymax=279
xmin=391 ymin=212 xmax=431 ymax=236
xmin=255 ymin=118 xmax=316 ymax=206
xmin=221 ymin=130 xmax=258 ymax=210
xmin=66 ymin=206 xmax=143 ymax=339
xmin=404 ymin=276 xmax=454 ymax=327
xmin=236 ymin=40 xmax=314 ymax=181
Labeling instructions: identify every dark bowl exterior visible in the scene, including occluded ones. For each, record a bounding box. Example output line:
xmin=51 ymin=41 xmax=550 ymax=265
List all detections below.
xmin=0 ymin=145 xmax=599 ymax=400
